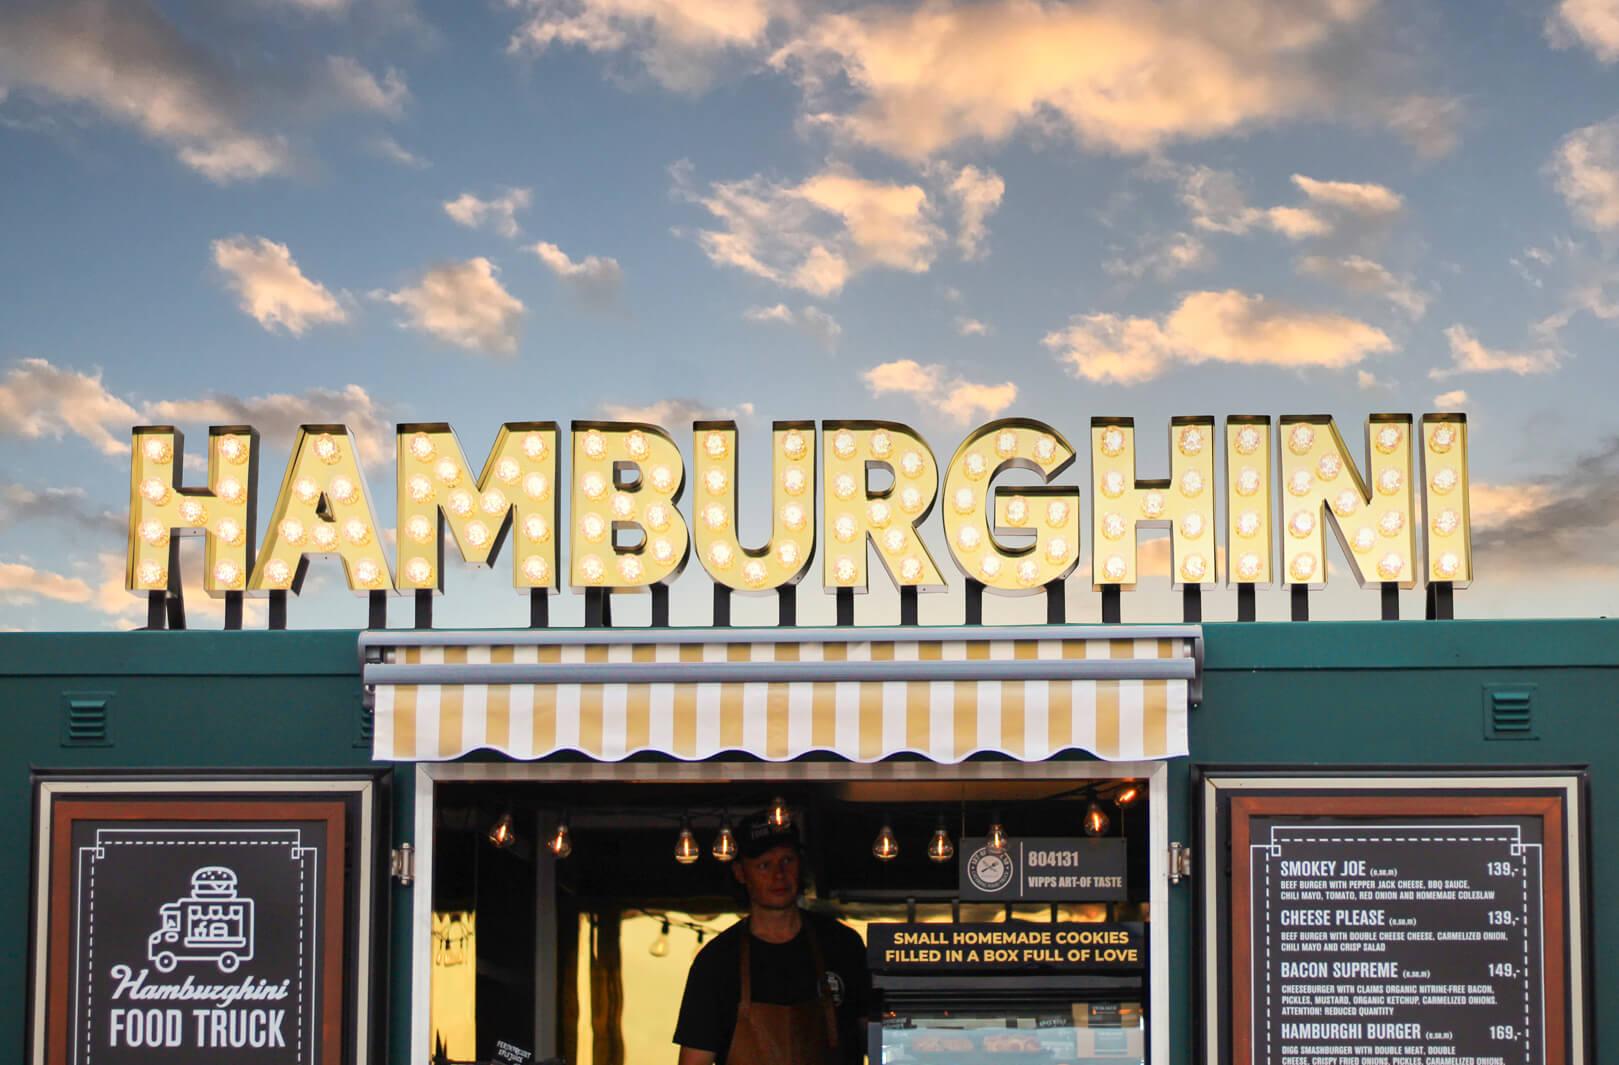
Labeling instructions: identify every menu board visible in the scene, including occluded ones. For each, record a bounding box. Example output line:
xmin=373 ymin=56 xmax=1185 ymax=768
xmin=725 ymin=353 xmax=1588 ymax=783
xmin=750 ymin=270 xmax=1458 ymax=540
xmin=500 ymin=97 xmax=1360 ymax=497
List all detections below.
xmin=1222 ymin=789 xmax=1580 ymax=1065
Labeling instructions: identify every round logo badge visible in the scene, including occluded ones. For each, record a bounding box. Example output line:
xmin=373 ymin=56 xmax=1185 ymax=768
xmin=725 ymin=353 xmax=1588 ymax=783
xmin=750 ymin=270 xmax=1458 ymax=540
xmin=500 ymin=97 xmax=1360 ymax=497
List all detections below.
xmin=965 ymin=845 xmax=1015 ymax=893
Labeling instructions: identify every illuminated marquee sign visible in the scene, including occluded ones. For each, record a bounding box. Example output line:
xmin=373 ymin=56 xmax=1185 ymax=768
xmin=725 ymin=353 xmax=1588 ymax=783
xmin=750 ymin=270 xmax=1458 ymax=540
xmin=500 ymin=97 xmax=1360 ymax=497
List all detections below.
xmin=125 ymin=414 xmax=1472 ymax=600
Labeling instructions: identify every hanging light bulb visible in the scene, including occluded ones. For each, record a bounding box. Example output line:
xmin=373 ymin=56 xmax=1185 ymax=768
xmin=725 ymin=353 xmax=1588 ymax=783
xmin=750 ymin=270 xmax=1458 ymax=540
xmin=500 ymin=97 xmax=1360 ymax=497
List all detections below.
xmin=675 ymin=818 xmax=701 ymax=864
xmin=711 ymin=818 xmax=737 ymax=862
xmin=488 ymin=811 xmax=517 ymax=849
xmin=927 ymin=818 xmax=956 ymax=863
xmin=986 ymin=811 xmax=1008 ymax=855
xmin=872 ymin=814 xmax=900 ymax=861
xmin=1113 ymin=782 xmax=1141 ymax=808
xmin=767 ymin=796 xmax=792 ymax=829
xmin=1084 ymin=801 xmax=1111 ymax=838
xmin=546 ymin=815 xmax=573 ymax=859
xmin=649 ymin=920 xmax=671 ymax=958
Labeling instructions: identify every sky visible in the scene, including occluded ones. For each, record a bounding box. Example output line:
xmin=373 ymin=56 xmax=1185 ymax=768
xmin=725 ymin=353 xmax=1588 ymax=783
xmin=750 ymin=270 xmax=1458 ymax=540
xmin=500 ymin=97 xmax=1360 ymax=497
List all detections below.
xmin=1 ymin=0 xmax=1618 ymax=632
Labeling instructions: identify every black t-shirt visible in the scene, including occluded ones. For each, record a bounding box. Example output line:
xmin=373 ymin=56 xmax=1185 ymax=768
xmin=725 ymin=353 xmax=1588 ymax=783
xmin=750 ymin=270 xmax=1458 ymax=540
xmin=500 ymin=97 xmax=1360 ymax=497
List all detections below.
xmin=674 ymin=912 xmax=871 ymax=1064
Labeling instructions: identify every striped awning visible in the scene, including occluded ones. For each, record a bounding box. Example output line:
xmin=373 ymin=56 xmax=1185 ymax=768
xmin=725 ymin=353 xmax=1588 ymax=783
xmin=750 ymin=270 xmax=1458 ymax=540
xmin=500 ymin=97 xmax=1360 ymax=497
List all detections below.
xmin=361 ymin=625 xmax=1200 ymax=764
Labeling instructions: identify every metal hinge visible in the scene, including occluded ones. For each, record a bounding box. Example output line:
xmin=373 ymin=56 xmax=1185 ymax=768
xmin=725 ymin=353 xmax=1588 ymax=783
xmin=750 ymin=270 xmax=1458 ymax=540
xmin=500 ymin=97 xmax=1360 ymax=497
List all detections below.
xmin=1168 ymin=842 xmax=1193 ymax=885
xmin=391 ymin=843 xmax=415 ymax=886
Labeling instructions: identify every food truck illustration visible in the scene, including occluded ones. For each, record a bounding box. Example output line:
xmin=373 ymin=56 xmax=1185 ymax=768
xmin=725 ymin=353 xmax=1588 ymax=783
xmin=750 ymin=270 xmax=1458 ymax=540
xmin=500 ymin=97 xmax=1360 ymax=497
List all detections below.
xmin=147 ymin=865 xmax=255 ymax=974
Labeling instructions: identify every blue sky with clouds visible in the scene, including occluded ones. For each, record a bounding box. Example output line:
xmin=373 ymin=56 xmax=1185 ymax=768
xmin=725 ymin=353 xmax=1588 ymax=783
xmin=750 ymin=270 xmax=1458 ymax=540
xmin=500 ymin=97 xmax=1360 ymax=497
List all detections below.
xmin=2 ymin=0 xmax=1618 ymax=631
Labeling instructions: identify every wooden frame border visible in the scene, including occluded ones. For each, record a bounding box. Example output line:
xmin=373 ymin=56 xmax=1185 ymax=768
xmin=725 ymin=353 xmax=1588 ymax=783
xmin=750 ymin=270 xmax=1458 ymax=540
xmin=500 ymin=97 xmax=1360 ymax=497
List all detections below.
xmin=27 ymin=773 xmax=386 ymax=1065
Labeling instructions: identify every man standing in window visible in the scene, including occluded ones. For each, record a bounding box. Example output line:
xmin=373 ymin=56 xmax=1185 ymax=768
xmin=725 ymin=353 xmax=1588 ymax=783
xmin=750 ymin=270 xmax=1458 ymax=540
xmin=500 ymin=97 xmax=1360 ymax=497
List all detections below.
xmin=674 ymin=812 xmax=870 ymax=1065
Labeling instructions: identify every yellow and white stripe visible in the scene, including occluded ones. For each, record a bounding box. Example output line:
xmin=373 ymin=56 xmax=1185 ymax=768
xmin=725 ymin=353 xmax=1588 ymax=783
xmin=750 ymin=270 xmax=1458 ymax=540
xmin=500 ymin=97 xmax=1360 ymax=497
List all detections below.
xmin=368 ymin=630 xmax=1195 ymax=764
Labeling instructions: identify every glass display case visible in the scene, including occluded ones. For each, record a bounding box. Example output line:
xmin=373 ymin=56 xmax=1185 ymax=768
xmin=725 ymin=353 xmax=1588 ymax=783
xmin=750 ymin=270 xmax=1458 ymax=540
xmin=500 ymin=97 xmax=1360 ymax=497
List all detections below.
xmin=872 ymin=977 xmax=1145 ymax=1065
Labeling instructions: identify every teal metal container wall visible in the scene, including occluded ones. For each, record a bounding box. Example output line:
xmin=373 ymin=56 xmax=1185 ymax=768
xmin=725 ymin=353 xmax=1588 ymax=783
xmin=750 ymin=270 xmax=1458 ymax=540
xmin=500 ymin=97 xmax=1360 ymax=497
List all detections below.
xmin=0 ymin=631 xmax=414 ymax=1065
xmin=1175 ymin=619 xmax=1619 ymax=1064
xmin=3 ymin=619 xmax=1615 ymax=1063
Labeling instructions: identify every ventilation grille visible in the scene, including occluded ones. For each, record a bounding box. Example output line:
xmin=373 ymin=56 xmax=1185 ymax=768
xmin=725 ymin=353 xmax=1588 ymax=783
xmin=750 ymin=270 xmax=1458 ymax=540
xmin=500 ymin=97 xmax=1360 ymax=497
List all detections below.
xmin=62 ymin=694 xmax=111 ymax=747
xmin=1484 ymin=686 xmax=1536 ymax=741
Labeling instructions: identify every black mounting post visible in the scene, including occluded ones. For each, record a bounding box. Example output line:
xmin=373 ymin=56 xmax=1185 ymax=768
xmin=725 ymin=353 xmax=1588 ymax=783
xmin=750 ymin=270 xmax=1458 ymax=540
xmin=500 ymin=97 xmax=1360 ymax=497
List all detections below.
xmin=777 ymin=585 xmax=797 ymax=627
xmin=414 ymin=589 xmax=434 ymax=630
xmin=713 ymin=584 xmax=732 ymax=627
xmin=1101 ymin=586 xmax=1122 ymax=624
xmin=1380 ymin=582 xmax=1399 ymax=621
xmin=651 ymin=584 xmax=670 ymax=627
xmin=1236 ymin=583 xmax=1256 ymax=622
xmin=529 ymin=590 xmax=549 ymax=628
xmin=1426 ymin=581 xmax=1454 ymax=620
xmin=367 ymin=591 xmax=387 ymax=630
xmin=836 ymin=587 xmax=855 ymax=626
xmin=163 ymin=540 xmax=184 ymax=629
xmin=224 ymin=591 xmax=243 ymax=631
xmin=1045 ymin=580 xmax=1065 ymax=624
xmin=1290 ymin=584 xmax=1309 ymax=622
xmin=1182 ymin=585 xmax=1202 ymax=623
xmin=146 ymin=592 xmax=166 ymax=631
xmin=601 ymin=590 xmax=612 ymax=626
xmin=584 ymin=588 xmax=605 ymax=628
xmin=899 ymin=587 xmax=919 ymax=626
xmin=964 ymin=579 xmax=984 ymax=625
xmin=268 ymin=590 xmax=288 ymax=630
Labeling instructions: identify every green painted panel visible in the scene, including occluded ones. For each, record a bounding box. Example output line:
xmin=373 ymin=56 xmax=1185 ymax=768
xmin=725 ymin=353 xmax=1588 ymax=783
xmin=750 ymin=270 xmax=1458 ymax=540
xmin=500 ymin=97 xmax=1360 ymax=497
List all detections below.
xmin=3 ymin=621 xmax=1616 ymax=1064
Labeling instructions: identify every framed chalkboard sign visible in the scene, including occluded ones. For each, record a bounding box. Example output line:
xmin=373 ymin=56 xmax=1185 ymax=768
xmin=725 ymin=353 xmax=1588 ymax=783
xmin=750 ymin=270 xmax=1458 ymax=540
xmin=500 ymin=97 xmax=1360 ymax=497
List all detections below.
xmin=1198 ymin=771 xmax=1590 ymax=1065
xmin=27 ymin=772 xmax=388 ymax=1065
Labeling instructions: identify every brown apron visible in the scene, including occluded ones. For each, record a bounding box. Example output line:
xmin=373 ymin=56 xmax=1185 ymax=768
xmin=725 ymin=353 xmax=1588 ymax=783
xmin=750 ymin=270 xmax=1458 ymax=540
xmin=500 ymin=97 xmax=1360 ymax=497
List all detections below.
xmin=726 ymin=919 xmax=840 ymax=1065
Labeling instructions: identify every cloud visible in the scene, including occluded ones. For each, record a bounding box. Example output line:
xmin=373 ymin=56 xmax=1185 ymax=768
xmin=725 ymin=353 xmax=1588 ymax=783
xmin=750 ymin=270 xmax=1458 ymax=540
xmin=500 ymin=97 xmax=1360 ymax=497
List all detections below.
xmin=861 ymin=358 xmax=1017 ymax=423
xmin=370 ymin=134 xmax=429 ymax=168
xmin=0 ymin=559 xmax=93 ymax=604
xmin=955 ymin=317 xmax=990 ymax=336
xmin=0 ymin=358 xmax=397 ymax=465
xmin=1547 ymin=0 xmax=1619 ymax=63
xmin=596 ymin=398 xmax=756 ymax=425
xmin=1356 ymin=369 xmax=1391 ymax=390
xmin=771 ymin=0 xmax=1443 ymax=160
xmin=1177 ymin=166 xmax=1402 ymax=245
xmin=0 ymin=358 xmax=142 ymax=456
xmin=1384 ymin=94 xmax=1463 ymax=159
xmin=326 ymin=55 xmax=409 ymax=117
xmin=1550 ymin=116 xmax=1619 ymax=231
xmin=377 ymin=258 xmax=525 ymax=355
xmin=743 ymin=303 xmax=842 ymax=348
xmin=507 ymin=0 xmax=784 ymax=92
xmin=1297 ymin=254 xmax=1428 ymax=317
xmin=531 ymin=241 xmax=624 ymax=306
xmin=673 ymin=161 xmax=944 ymax=296
xmin=443 ymin=188 xmax=532 ymax=238
xmin=1044 ymin=289 xmax=1393 ymax=385
xmin=1177 ymin=166 xmax=1328 ymax=240
xmin=1263 ymin=206 xmax=1332 ymax=240
xmin=211 ymin=236 xmax=348 ymax=335
xmin=146 ymin=383 xmax=396 ymax=465
xmin=1433 ymin=389 xmax=1467 ymax=409
xmin=1471 ymin=439 xmax=1619 ymax=571
xmin=0 ymin=0 xmax=292 ymax=181
xmin=1431 ymin=325 xmax=1559 ymax=379
xmin=1105 ymin=232 xmax=1211 ymax=280
xmin=943 ymin=164 xmax=1005 ymax=259
xmin=0 ymin=483 xmax=123 ymax=537
xmin=1291 ymin=174 xmax=1403 ymax=215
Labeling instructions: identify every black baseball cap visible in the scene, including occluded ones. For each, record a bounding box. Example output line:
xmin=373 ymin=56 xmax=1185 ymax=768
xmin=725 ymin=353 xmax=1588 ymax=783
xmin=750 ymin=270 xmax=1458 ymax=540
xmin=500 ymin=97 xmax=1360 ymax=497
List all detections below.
xmin=736 ymin=810 xmax=803 ymax=860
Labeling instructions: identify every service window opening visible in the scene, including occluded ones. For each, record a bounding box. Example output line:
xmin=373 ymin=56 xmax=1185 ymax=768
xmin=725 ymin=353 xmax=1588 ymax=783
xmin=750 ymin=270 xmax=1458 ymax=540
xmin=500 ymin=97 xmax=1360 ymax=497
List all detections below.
xmin=427 ymin=777 xmax=1154 ymax=1065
